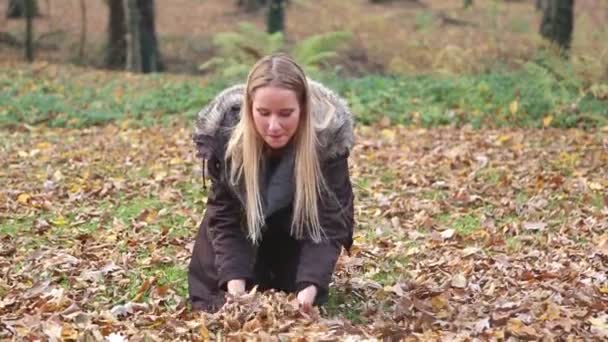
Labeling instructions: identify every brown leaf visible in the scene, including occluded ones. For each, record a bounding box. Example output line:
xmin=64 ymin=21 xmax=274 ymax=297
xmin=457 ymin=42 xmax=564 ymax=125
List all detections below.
xmin=589 ymin=314 xmax=608 ymax=338
xmin=440 ymin=228 xmax=456 ymax=239
xmin=522 ymin=221 xmax=547 ymax=231
xmin=507 ymin=318 xmax=541 ymax=339
xmin=451 ymin=273 xmax=467 ymax=288
xmin=597 ymin=234 xmax=608 ymax=256
xmin=474 ymin=317 xmax=490 ymax=335
xmin=430 ymin=293 xmax=449 ymax=311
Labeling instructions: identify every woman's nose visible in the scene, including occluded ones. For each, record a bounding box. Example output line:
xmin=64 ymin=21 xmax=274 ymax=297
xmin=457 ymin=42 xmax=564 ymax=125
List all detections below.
xmin=268 ymin=116 xmax=281 ymax=131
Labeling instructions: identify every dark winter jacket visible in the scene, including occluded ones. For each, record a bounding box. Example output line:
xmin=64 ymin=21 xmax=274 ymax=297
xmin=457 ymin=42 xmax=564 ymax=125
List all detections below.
xmin=188 ymin=80 xmax=355 ymax=312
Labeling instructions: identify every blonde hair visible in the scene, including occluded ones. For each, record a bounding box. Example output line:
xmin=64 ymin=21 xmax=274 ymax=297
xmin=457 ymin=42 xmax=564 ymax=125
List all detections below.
xmin=225 ymin=53 xmax=326 ymax=244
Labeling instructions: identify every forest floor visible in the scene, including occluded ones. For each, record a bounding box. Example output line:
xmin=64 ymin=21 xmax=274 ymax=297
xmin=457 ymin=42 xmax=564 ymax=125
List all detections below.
xmin=2 ymin=102 xmax=607 ymax=340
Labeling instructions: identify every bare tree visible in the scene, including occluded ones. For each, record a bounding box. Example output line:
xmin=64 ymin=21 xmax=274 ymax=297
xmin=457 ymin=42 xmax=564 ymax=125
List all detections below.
xmin=105 ymin=0 xmax=127 ymax=69
xmin=267 ymin=0 xmax=285 ymax=34
xmin=8 ymin=0 xmax=38 ymax=18
xmin=124 ymin=0 xmax=164 ymax=73
xmin=539 ymin=0 xmax=574 ymax=53
xmin=78 ymin=0 xmax=87 ymax=61
xmin=24 ymin=0 xmax=34 ymax=61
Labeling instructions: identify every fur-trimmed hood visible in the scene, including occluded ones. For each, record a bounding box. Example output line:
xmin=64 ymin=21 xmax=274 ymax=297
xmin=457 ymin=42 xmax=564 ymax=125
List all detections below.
xmin=193 ymin=79 xmax=355 ymax=161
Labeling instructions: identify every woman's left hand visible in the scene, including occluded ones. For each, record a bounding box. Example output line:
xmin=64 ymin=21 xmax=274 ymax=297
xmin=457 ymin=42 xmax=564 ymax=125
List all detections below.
xmin=297 ymin=285 xmax=317 ymax=313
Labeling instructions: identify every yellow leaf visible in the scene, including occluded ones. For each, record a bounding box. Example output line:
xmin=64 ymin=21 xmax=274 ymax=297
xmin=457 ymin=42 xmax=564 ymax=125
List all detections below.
xmin=589 ymin=182 xmax=603 ymax=191
xmin=154 ymin=171 xmax=168 ymax=181
xmin=53 ymin=170 xmax=64 ymax=182
xmin=18 ymin=151 xmax=28 ymax=158
xmin=543 ymin=115 xmax=554 ymax=127
xmin=17 ymin=193 xmax=31 ymax=204
xmin=51 ymin=216 xmax=69 ymax=227
xmin=381 ymin=129 xmax=396 ymax=143
xmin=69 ymin=183 xmax=82 ymax=193
xmin=105 ymin=234 xmax=117 ymax=243
xmin=431 ymin=294 xmax=449 ymax=311
xmin=496 ymin=134 xmax=512 ymax=145
xmin=200 ymin=318 xmax=210 ymax=342
xmin=120 ymin=120 xmax=131 ymax=130
xmin=509 ymin=100 xmax=518 ymax=115
xmin=169 ymin=157 xmax=183 ymax=165
xmin=61 ymin=323 xmax=78 ymax=340
xmin=539 ymin=301 xmax=561 ymax=321
xmin=36 ymin=142 xmax=52 ymax=150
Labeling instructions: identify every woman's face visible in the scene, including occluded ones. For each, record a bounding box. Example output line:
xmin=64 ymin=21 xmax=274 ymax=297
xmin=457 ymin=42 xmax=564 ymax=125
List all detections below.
xmin=251 ymin=86 xmax=301 ymax=150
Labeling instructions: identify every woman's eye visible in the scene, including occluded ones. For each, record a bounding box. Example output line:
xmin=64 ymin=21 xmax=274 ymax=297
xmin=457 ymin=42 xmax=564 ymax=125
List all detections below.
xmin=258 ymin=110 xmax=270 ymax=116
xmin=279 ymin=111 xmax=293 ymax=117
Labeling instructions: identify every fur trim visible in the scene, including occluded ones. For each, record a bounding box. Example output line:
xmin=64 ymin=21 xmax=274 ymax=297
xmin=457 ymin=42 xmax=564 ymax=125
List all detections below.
xmin=194 ymin=80 xmax=355 ymax=160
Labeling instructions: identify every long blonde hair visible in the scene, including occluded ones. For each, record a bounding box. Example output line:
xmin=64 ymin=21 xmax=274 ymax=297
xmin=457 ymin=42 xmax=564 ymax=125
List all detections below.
xmin=225 ymin=53 xmax=326 ymax=244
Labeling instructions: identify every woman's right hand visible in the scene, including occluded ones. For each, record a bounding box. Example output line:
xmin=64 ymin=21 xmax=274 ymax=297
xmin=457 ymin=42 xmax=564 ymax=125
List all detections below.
xmin=226 ymin=279 xmax=246 ymax=296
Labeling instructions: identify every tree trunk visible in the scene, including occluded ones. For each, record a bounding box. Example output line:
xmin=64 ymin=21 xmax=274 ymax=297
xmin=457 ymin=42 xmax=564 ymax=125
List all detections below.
xmin=540 ymin=0 xmax=574 ymax=52
xmin=24 ymin=0 xmax=34 ymax=61
xmin=267 ymin=0 xmax=285 ymax=34
xmin=125 ymin=0 xmax=142 ymax=72
xmin=137 ymin=0 xmax=163 ymax=72
xmin=105 ymin=0 xmax=127 ymax=69
xmin=8 ymin=0 xmax=38 ymax=18
xmin=124 ymin=0 xmax=163 ymax=73
xmin=78 ymin=0 xmax=87 ymax=61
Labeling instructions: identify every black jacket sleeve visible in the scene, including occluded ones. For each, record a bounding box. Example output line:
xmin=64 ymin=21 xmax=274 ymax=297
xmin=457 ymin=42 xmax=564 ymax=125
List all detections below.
xmin=295 ymin=152 xmax=355 ymax=301
xmin=200 ymin=144 xmax=256 ymax=291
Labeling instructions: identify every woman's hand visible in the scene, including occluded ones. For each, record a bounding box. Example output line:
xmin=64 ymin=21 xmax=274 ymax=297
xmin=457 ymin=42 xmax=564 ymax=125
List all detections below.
xmin=297 ymin=285 xmax=317 ymax=313
xmin=227 ymin=279 xmax=246 ymax=296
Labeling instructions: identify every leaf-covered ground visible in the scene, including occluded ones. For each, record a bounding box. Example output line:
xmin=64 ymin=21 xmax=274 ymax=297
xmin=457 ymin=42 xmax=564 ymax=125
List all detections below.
xmin=1 ymin=124 xmax=607 ymax=340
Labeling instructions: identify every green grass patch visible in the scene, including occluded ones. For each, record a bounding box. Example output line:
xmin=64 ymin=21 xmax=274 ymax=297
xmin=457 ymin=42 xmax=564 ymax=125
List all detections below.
xmin=367 ymin=255 xmax=409 ymax=287
xmin=115 ymin=196 xmax=163 ymax=222
xmin=2 ymin=59 xmax=606 ymax=129
xmin=323 ymin=288 xmax=367 ymax=324
xmin=438 ymin=213 xmax=482 ymax=236
xmin=591 ymin=192 xmax=606 ymax=210
xmin=380 ymin=169 xmax=397 ymax=183
xmin=420 ymin=189 xmax=447 ymax=201
xmin=477 ymin=167 xmax=502 ymax=184
xmin=506 ymin=237 xmax=523 ymax=253
xmin=0 ymin=220 xmax=24 ymax=236
xmin=155 ymin=264 xmax=188 ymax=298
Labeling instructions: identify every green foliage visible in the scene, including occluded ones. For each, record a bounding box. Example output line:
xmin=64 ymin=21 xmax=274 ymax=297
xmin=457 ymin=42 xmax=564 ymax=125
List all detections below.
xmin=323 ymin=56 xmax=607 ymax=128
xmin=414 ymin=10 xmax=435 ymax=31
xmin=199 ymin=22 xmax=352 ymax=80
xmin=1 ymin=60 xmax=606 ymax=129
xmin=0 ymin=68 xmax=230 ymax=128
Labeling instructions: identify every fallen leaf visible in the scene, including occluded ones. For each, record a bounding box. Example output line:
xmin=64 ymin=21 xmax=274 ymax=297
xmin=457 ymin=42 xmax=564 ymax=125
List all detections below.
xmin=522 ymin=221 xmax=547 ymax=231
xmin=451 ymin=273 xmax=467 ymax=288
xmin=474 ymin=317 xmax=490 ymax=335
xmin=596 ymin=234 xmax=608 ymax=256
xmin=509 ymin=100 xmax=518 ymax=115
xmin=106 ymin=332 xmax=127 ymax=342
xmin=17 ymin=193 xmax=31 ymax=204
xmin=441 ymin=229 xmax=455 ymax=239
xmin=42 ymin=320 xmax=63 ymax=342
xmin=589 ymin=315 xmax=608 ymax=338
xmin=507 ymin=318 xmax=541 ymax=339
xmin=431 ymin=293 xmax=449 ymax=311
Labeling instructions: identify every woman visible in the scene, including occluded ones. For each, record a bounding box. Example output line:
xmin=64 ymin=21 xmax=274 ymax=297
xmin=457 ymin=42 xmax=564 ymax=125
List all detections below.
xmin=188 ymin=53 xmax=355 ymax=313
